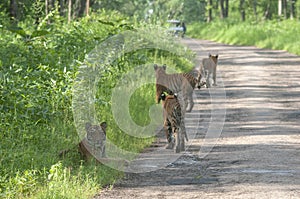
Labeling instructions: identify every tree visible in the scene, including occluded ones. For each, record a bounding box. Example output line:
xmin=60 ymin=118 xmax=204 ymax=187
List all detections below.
xmin=85 ymin=0 xmax=90 ymax=16
xmin=220 ymin=0 xmax=225 ymax=19
xmin=225 ymin=0 xmax=229 ymax=18
xmin=68 ymin=0 xmax=71 ymax=23
xmin=264 ymin=0 xmax=272 ymax=20
xmin=207 ymin=0 xmax=212 ymax=22
xmin=290 ymin=0 xmax=296 ymax=19
xmin=240 ymin=0 xmax=246 ymax=21
xmin=283 ymin=0 xmax=288 ymax=19
xmin=9 ymin=0 xmax=18 ymax=20
xmin=219 ymin=0 xmax=229 ymax=19
xmin=252 ymin=0 xmax=258 ymax=21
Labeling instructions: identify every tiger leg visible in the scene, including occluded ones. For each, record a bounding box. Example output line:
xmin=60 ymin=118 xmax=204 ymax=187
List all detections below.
xmin=213 ymin=67 xmax=217 ymax=86
xmin=174 ymin=127 xmax=181 ymax=153
xmin=182 ymin=89 xmax=189 ymax=112
xmin=206 ymin=75 xmax=210 ymax=88
xmin=180 ymin=129 xmax=185 ymax=152
xmin=180 ymin=119 xmax=187 ymax=151
xmin=205 ymin=70 xmax=210 ymax=88
xmin=186 ymin=91 xmax=194 ymax=112
xmin=164 ymin=119 xmax=174 ymax=149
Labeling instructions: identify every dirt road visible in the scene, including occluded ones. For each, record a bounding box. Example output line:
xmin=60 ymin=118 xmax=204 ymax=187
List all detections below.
xmin=96 ymin=38 xmax=300 ymax=198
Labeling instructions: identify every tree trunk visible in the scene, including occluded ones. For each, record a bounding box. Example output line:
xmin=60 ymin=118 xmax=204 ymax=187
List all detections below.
xmin=220 ymin=0 xmax=225 ymax=19
xmin=264 ymin=1 xmax=271 ymax=20
xmin=45 ymin=0 xmax=48 ymax=16
xmin=68 ymin=0 xmax=72 ymax=23
xmin=278 ymin=0 xmax=282 ymax=18
xmin=252 ymin=0 xmax=257 ymax=21
xmin=207 ymin=0 xmax=212 ymax=22
xmin=85 ymin=0 xmax=90 ymax=16
xmin=225 ymin=0 xmax=229 ymax=18
xmin=240 ymin=0 xmax=246 ymax=21
xmin=283 ymin=0 xmax=288 ymax=19
xmin=9 ymin=0 xmax=18 ymax=20
xmin=59 ymin=0 xmax=65 ymax=16
xmin=45 ymin=0 xmax=51 ymax=24
xmin=290 ymin=0 xmax=295 ymax=19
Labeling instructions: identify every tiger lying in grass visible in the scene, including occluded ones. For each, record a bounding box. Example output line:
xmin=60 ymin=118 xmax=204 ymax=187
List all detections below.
xmin=80 ymin=122 xmax=107 ymax=159
xmin=59 ymin=122 xmax=130 ymax=166
xmin=159 ymin=90 xmax=188 ymax=153
xmin=200 ymin=53 xmax=219 ymax=88
xmin=154 ymin=64 xmax=205 ymax=112
xmin=59 ymin=122 xmax=107 ymax=160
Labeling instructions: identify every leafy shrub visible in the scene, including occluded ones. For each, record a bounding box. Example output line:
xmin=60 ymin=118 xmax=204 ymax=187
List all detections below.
xmin=188 ymin=20 xmax=300 ymax=55
xmin=1 ymin=10 xmax=195 ymax=199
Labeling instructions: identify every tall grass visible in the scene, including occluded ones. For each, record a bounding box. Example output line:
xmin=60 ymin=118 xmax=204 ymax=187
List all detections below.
xmin=0 ymin=11 xmax=195 ymax=198
xmin=188 ymin=19 xmax=300 ymax=55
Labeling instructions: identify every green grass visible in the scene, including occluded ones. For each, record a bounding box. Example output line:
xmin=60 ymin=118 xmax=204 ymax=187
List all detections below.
xmin=0 ymin=11 xmax=195 ymax=198
xmin=188 ymin=19 xmax=300 ymax=55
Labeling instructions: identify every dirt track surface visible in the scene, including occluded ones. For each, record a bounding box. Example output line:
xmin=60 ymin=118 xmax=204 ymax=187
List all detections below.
xmin=95 ymin=38 xmax=300 ymax=198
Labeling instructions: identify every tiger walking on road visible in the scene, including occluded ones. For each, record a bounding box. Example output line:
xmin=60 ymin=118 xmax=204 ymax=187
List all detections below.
xmin=154 ymin=64 xmax=204 ymax=112
xmin=159 ymin=90 xmax=188 ymax=153
xmin=200 ymin=53 xmax=219 ymax=88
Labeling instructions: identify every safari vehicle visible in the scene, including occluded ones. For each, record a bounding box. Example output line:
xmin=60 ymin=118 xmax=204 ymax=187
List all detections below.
xmin=167 ymin=19 xmax=185 ymax=37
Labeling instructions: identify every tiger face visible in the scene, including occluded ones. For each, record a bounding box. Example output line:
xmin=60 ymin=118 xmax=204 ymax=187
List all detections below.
xmin=154 ymin=64 xmax=166 ymax=76
xmin=79 ymin=122 xmax=107 ymax=159
xmin=209 ymin=53 xmax=218 ymax=65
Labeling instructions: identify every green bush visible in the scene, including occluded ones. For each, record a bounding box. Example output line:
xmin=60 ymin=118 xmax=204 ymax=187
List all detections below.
xmin=188 ymin=20 xmax=300 ymax=55
xmin=1 ymin=10 xmax=195 ymax=198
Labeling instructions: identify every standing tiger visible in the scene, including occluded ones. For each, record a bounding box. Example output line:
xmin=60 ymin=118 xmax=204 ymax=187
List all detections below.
xmin=200 ymin=53 xmax=219 ymax=88
xmin=154 ymin=64 xmax=204 ymax=112
xmin=159 ymin=90 xmax=188 ymax=153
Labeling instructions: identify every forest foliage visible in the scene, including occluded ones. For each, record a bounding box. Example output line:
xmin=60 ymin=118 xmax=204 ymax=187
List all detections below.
xmin=1 ymin=0 xmax=300 ymax=198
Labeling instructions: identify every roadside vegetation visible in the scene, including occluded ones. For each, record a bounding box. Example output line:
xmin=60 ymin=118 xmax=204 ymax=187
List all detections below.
xmin=2 ymin=0 xmax=300 ymax=198
xmin=188 ymin=19 xmax=300 ymax=56
xmin=0 ymin=7 xmax=193 ymax=199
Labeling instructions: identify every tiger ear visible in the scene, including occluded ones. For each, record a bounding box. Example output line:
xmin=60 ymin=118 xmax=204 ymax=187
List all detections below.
xmin=162 ymin=64 xmax=167 ymax=70
xmin=216 ymin=54 xmax=219 ymax=59
xmin=208 ymin=53 xmax=212 ymax=57
xmin=85 ymin=122 xmax=92 ymax=131
xmin=100 ymin=122 xmax=107 ymax=134
xmin=154 ymin=64 xmax=158 ymax=70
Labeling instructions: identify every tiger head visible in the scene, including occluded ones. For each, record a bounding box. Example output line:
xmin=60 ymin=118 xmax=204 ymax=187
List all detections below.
xmin=85 ymin=122 xmax=107 ymax=158
xmin=156 ymin=83 xmax=170 ymax=104
xmin=85 ymin=122 xmax=107 ymax=140
xmin=209 ymin=53 xmax=219 ymax=64
xmin=154 ymin=64 xmax=167 ymax=76
xmin=160 ymin=91 xmax=177 ymax=102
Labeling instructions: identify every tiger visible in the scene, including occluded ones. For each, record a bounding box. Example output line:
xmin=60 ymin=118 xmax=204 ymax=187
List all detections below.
xmin=159 ymin=90 xmax=188 ymax=153
xmin=200 ymin=53 xmax=219 ymax=88
xmin=154 ymin=64 xmax=205 ymax=112
xmin=59 ymin=122 xmax=107 ymax=161
xmin=79 ymin=122 xmax=107 ymax=159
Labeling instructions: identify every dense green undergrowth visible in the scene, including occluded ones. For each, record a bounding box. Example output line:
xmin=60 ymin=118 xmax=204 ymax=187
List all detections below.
xmin=0 ymin=10 xmax=194 ymax=199
xmin=188 ymin=19 xmax=300 ymax=56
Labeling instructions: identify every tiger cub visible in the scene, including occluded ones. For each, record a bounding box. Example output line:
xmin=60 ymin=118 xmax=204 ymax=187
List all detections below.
xmin=154 ymin=64 xmax=204 ymax=112
xmin=79 ymin=122 xmax=107 ymax=159
xmin=59 ymin=122 xmax=107 ymax=161
xmin=200 ymin=53 xmax=219 ymax=88
xmin=159 ymin=90 xmax=188 ymax=153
